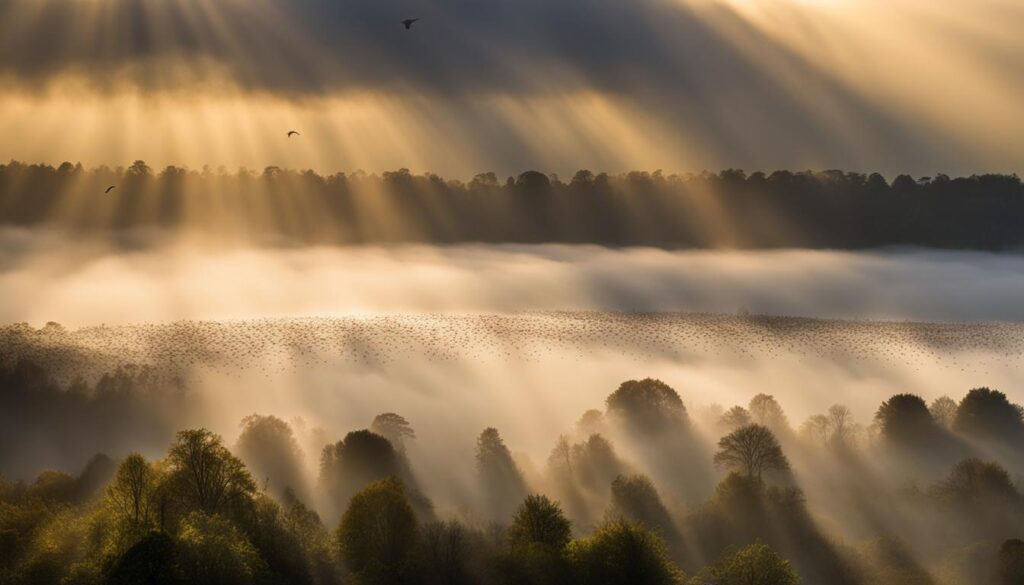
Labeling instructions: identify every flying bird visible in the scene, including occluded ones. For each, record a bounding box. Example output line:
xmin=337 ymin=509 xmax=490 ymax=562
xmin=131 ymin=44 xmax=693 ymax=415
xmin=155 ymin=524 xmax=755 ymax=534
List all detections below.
xmin=105 ymin=186 xmax=116 ymax=194
xmin=402 ymin=18 xmax=420 ymax=30
xmin=287 ymin=130 xmax=300 ymax=138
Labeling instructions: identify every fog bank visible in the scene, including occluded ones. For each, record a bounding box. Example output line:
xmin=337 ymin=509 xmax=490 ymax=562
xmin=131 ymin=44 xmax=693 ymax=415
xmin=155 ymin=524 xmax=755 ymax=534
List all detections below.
xmin=4 ymin=231 xmax=1024 ymax=325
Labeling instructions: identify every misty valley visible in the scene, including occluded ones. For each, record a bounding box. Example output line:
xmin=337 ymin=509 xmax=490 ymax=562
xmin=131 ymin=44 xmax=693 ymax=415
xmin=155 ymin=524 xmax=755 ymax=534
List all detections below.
xmin=2 ymin=312 xmax=1024 ymax=585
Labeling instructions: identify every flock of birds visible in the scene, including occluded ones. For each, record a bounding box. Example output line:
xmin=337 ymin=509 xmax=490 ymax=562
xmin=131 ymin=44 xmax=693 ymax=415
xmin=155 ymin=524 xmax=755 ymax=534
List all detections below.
xmin=2 ymin=312 xmax=1022 ymax=386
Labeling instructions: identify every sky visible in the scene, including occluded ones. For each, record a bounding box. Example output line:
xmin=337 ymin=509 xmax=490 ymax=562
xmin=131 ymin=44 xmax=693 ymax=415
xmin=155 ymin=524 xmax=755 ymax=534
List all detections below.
xmin=0 ymin=0 xmax=1021 ymax=177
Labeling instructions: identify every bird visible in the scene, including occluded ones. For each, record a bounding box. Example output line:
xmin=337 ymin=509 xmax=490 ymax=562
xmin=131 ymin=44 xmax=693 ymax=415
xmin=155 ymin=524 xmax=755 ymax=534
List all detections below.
xmin=287 ymin=130 xmax=300 ymax=138
xmin=104 ymin=186 xmax=116 ymax=194
xmin=401 ymin=18 xmax=420 ymax=30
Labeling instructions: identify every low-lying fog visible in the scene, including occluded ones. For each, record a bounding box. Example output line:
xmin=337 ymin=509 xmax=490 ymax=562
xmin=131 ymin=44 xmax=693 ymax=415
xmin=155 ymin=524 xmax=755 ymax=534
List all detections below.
xmin=4 ymin=228 xmax=1024 ymax=324
xmin=5 ymin=230 xmax=1024 ymax=581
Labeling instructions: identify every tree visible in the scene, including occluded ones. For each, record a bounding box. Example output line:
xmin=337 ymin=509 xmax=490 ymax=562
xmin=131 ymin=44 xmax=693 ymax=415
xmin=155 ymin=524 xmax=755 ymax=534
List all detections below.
xmin=476 ymin=427 xmax=528 ymax=521
xmin=606 ymin=379 xmax=688 ymax=432
xmin=335 ymin=477 xmax=418 ymax=585
xmin=320 ymin=430 xmax=400 ymax=510
xmin=108 ymin=453 xmax=155 ymax=528
xmin=999 ymin=539 xmax=1024 ymax=585
xmin=105 ymin=531 xmax=184 ymax=585
xmin=235 ymin=414 xmax=308 ymax=502
xmin=176 ymin=511 xmax=268 ymax=585
xmin=953 ymin=387 xmax=1024 ymax=444
xmin=714 ymin=425 xmax=789 ymax=480
xmin=370 ymin=413 xmax=416 ymax=452
xmin=874 ymin=394 xmax=937 ymax=444
xmin=720 ymin=406 xmax=751 ymax=431
xmin=167 ymin=429 xmax=257 ymax=516
xmin=507 ymin=495 xmax=572 ymax=551
xmin=929 ymin=396 xmax=958 ymax=429
xmin=569 ymin=520 xmax=684 ymax=585
xmin=610 ymin=475 xmax=679 ymax=545
xmin=930 ymin=458 xmax=1019 ymax=506
xmin=748 ymin=394 xmax=789 ymax=434
xmin=688 ymin=543 xmax=799 ymax=585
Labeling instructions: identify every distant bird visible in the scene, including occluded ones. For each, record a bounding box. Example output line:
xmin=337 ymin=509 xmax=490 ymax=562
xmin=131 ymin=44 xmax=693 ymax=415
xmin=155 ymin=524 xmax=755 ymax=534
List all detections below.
xmin=287 ymin=130 xmax=300 ymax=138
xmin=402 ymin=18 xmax=420 ymax=30
xmin=104 ymin=185 xmax=116 ymax=194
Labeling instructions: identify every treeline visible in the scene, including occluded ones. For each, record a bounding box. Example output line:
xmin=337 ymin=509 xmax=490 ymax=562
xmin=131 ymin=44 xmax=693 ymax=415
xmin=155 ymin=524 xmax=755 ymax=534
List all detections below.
xmin=1 ymin=161 xmax=1023 ymax=248
xmin=3 ymin=366 xmax=1024 ymax=584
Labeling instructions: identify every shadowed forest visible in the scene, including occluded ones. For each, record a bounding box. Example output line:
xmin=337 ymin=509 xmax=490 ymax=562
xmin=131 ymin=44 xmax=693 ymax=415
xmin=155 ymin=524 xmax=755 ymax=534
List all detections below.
xmin=1 ymin=162 xmax=1022 ymax=249
xmin=3 ymin=316 xmax=1024 ymax=584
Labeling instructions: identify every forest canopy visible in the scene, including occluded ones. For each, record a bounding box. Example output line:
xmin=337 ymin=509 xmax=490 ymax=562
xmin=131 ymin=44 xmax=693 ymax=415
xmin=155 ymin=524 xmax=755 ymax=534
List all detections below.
xmin=1 ymin=162 xmax=1022 ymax=249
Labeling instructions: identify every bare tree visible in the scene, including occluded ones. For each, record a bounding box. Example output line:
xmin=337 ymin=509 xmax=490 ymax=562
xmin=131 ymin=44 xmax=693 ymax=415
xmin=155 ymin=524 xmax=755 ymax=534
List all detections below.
xmin=108 ymin=453 xmax=154 ymax=527
xmin=929 ymin=396 xmax=958 ymax=429
xmin=714 ymin=424 xmax=789 ymax=480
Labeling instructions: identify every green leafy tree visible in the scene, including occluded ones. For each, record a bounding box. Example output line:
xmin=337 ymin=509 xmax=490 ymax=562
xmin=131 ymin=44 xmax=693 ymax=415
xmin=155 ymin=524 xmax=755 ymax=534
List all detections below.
xmin=168 ymin=429 xmax=257 ymax=516
xmin=176 ymin=511 xmax=268 ymax=585
xmin=953 ymin=387 xmax=1024 ymax=444
xmin=335 ymin=477 xmax=418 ymax=585
xmin=569 ymin=520 xmax=684 ymax=585
xmin=107 ymin=454 xmax=155 ymax=529
xmin=507 ymin=495 xmax=572 ymax=551
xmin=689 ymin=543 xmax=799 ymax=585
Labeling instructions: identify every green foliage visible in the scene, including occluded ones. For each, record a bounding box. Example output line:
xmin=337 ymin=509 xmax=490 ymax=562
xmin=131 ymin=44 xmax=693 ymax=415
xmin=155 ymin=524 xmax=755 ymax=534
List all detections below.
xmin=176 ymin=511 xmax=269 ymax=585
xmin=168 ymin=429 xmax=257 ymax=516
xmin=688 ymin=543 xmax=799 ymax=585
xmin=335 ymin=477 xmax=418 ymax=585
xmin=568 ymin=520 xmax=684 ymax=585
xmin=507 ymin=495 xmax=572 ymax=551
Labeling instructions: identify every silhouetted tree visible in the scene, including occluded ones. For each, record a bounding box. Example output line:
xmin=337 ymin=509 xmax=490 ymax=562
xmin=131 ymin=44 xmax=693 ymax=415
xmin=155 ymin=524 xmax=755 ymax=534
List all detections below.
xmin=714 ymin=425 xmax=789 ymax=480
xmin=105 ymin=531 xmax=184 ymax=585
xmin=748 ymin=394 xmax=790 ymax=435
xmin=874 ymin=394 xmax=939 ymax=445
xmin=610 ymin=474 xmax=679 ymax=546
xmin=236 ymin=414 xmax=308 ymax=503
xmin=719 ymin=406 xmax=751 ymax=431
xmin=606 ymin=379 xmax=688 ymax=433
xmin=371 ymin=413 xmax=416 ymax=453
xmin=953 ymin=387 xmax=1024 ymax=445
xmin=929 ymin=396 xmax=958 ymax=429
xmin=476 ymin=427 xmax=528 ymax=522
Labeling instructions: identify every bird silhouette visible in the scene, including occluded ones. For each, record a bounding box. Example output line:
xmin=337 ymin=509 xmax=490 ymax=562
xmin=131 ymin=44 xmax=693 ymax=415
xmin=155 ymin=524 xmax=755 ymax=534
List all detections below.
xmin=287 ymin=130 xmax=300 ymax=138
xmin=104 ymin=186 xmax=116 ymax=194
xmin=402 ymin=18 xmax=420 ymax=29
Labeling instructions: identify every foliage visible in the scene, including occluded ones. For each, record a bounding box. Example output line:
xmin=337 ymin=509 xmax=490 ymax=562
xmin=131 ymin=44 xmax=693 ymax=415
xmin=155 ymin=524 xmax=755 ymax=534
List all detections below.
xmin=335 ymin=477 xmax=418 ymax=585
xmin=507 ymin=495 xmax=572 ymax=551
xmin=606 ymin=379 xmax=687 ymax=431
xmin=176 ymin=511 xmax=269 ymax=585
xmin=168 ymin=429 xmax=257 ymax=516
xmin=568 ymin=520 xmax=684 ymax=585
xmin=688 ymin=543 xmax=799 ymax=585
